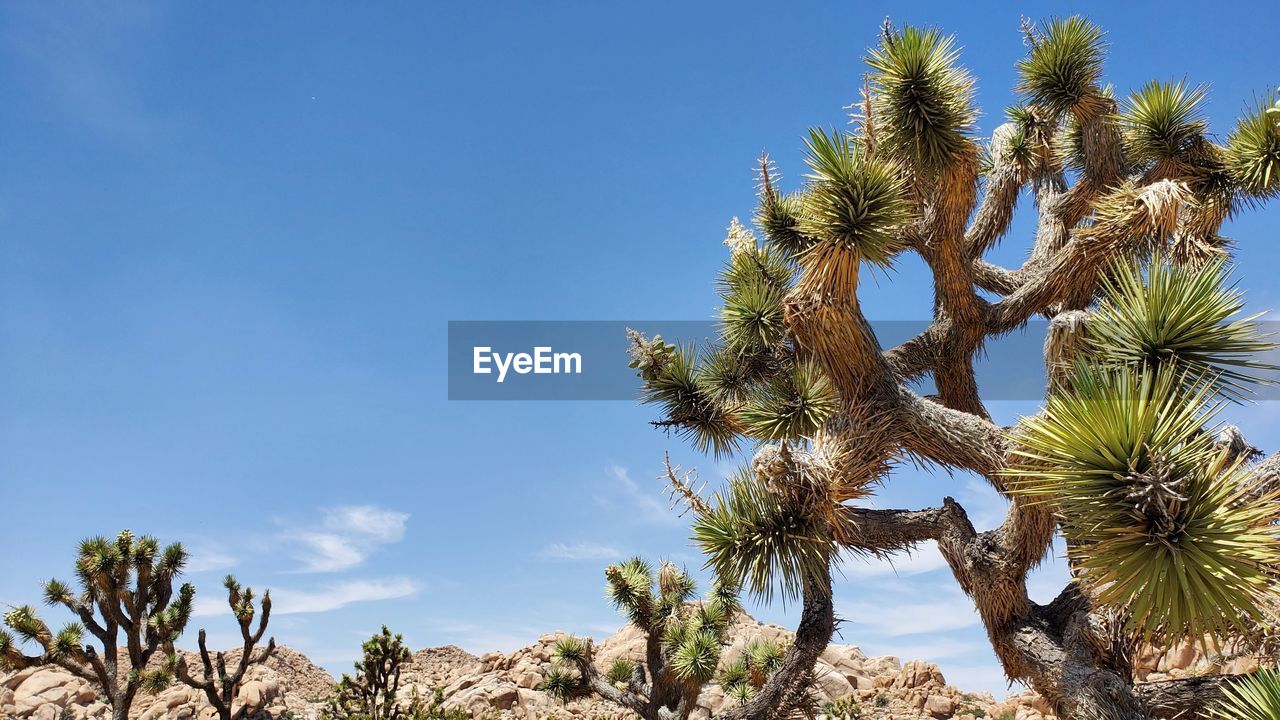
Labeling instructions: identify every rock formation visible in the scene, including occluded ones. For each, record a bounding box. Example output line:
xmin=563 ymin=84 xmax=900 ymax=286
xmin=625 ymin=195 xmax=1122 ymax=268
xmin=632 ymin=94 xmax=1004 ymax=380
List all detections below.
xmin=17 ymin=610 xmax=1249 ymax=719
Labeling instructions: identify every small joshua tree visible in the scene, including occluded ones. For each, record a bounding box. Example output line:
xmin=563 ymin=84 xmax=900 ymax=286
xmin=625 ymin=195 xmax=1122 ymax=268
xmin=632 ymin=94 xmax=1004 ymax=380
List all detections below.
xmin=0 ymin=530 xmax=194 ymax=720
xmin=170 ymin=575 xmax=276 ymax=720
xmin=323 ymin=625 xmax=412 ymax=720
xmin=627 ymin=15 xmax=1280 ymax=720
xmin=541 ymin=558 xmax=801 ymax=720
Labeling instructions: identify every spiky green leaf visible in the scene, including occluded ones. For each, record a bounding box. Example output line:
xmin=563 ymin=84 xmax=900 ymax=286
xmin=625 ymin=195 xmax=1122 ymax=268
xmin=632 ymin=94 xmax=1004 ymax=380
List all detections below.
xmin=638 ymin=343 xmax=741 ymax=457
xmin=745 ymin=638 xmax=787 ymax=676
xmin=1121 ymin=80 xmax=1208 ymax=167
xmin=1089 ymin=258 xmax=1276 ymax=400
xmin=538 ymin=667 xmax=581 ymax=700
xmin=867 ymin=26 xmax=976 ymax=173
xmin=1209 ymin=667 xmax=1280 ymax=719
xmin=670 ymin=630 xmax=721 ymax=684
xmin=1008 ymin=365 xmax=1280 ymax=640
xmin=605 ymin=657 xmax=636 ymax=686
xmin=552 ymin=636 xmax=589 ymax=663
xmin=740 ymin=361 xmax=837 ymax=441
xmin=692 ymin=467 xmax=842 ymax=603
xmin=797 ymin=129 xmax=911 ymax=268
xmin=720 ymin=280 xmax=787 ymax=352
xmin=605 ymin=558 xmax=656 ymax=627
xmin=1016 ymin=16 xmax=1107 ymax=116
xmin=756 ymin=189 xmax=812 ymax=257
xmin=1226 ymin=94 xmax=1280 ymax=198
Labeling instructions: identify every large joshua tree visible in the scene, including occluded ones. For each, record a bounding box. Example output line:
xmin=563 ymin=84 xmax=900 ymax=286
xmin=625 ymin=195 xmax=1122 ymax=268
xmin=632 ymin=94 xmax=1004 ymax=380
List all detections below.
xmin=627 ymin=16 xmax=1280 ymax=720
xmin=0 ymin=530 xmax=195 ymax=720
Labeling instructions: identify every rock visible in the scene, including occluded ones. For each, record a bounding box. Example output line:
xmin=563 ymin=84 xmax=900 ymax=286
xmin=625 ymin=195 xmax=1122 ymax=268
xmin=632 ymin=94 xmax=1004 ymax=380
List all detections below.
xmin=862 ymin=655 xmax=902 ymax=677
xmin=444 ymin=677 xmax=520 ymax=715
xmin=13 ymin=671 xmax=80 ymax=714
xmin=811 ymin=662 xmax=854 ymax=701
xmin=893 ymin=660 xmax=946 ymax=689
xmin=924 ymin=693 xmax=957 ymax=718
xmin=32 ymin=704 xmax=59 ymax=720
xmin=0 ymin=614 xmax=1067 ymax=720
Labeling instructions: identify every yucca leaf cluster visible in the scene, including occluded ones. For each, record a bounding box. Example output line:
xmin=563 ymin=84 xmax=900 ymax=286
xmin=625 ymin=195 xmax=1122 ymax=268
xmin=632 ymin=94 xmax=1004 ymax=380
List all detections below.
xmin=1089 ymin=259 xmax=1276 ymax=399
xmin=1120 ymin=80 xmax=1209 ymax=170
xmin=1226 ymin=93 xmax=1280 ymax=199
xmin=1209 ymin=667 xmax=1280 ymax=719
xmin=1010 ymin=260 xmax=1280 ymax=642
xmin=866 ymin=26 xmax=976 ymax=175
xmin=693 ymin=447 xmax=853 ymax=604
xmin=1016 ymin=16 xmax=1108 ymax=117
xmin=797 ymin=129 xmax=912 ymax=267
xmin=629 ymin=219 xmax=840 ymax=458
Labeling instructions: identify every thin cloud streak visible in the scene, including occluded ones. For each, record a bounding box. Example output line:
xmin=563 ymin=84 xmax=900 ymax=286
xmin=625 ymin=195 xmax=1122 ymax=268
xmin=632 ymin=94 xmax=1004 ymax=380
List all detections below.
xmin=279 ymin=505 xmax=409 ymax=573
xmin=538 ymin=542 xmax=625 ymax=561
xmin=840 ymin=590 xmax=981 ymax=637
xmin=600 ymin=465 xmax=679 ymax=526
xmin=272 ymin=578 xmax=419 ymax=615
xmin=191 ymin=577 xmax=419 ymax=617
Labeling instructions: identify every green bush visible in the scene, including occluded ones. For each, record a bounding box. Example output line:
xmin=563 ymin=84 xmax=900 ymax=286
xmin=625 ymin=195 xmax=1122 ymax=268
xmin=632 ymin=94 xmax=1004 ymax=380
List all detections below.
xmin=821 ymin=696 xmax=862 ymax=719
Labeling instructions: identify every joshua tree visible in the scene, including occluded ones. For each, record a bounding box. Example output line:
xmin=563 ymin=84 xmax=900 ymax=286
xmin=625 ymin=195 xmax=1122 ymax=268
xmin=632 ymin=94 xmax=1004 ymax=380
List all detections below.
xmin=169 ymin=575 xmax=276 ymax=720
xmin=542 ymin=559 xmax=799 ymax=720
xmin=0 ymin=530 xmax=195 ymax=720
xmin=323 ymin=625 xmax=412 ymax=720
xmin=628 ymin=16 xmax=1280 ymax=720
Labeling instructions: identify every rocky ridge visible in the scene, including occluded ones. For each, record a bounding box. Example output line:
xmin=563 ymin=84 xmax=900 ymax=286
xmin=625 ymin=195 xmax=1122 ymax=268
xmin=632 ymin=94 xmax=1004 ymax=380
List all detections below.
xmin=0 ymin=611 xmax=1057 ymax=720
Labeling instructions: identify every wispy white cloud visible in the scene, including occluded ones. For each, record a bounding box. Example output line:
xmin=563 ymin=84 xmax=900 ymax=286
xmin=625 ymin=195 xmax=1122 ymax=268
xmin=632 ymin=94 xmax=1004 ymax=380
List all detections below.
xmin=598 ymin=465 xmax=679 ymax=526
xmin=956 ymin=476 xmax=1009 ymax=531
xmin=860 ymin=636 xmax=990 ymax=662
xmin=185 ymin=546 xmax=238 ymax=574
xmin=840 ymin=584 xmax=980 ymax=637
xmin=1026 ymin=536 xmax=1072 ymax=604
xmin=280 ymin=505 xmax=409 ymax=573
xmin=839 ymin=544 xmax=949 ymax=580
xmin=192 ymin=577 xmax=419 ymax=617
xmin=271 ymin=578 xmax=418 ymax=615
xmin=538 ymin=542 xmax=625 ymax=561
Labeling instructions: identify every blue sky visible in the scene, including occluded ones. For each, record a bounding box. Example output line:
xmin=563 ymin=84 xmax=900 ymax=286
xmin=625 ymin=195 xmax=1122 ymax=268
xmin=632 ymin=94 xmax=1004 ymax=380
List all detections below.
xmin=2 ymin=0 xmax=1279 ymax=698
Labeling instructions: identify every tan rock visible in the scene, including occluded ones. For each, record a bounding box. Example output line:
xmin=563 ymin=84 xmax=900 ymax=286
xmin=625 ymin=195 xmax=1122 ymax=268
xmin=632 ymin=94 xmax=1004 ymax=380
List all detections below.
xmin=893 ymin=660 xmax=946 ymax=689
xmin=811 ymin=662 xmax=854 ymax=701
xmin=923 ymin=693 xmax=957 ymax=718
xmin=445 ymin=676 xmax=520 ymax=716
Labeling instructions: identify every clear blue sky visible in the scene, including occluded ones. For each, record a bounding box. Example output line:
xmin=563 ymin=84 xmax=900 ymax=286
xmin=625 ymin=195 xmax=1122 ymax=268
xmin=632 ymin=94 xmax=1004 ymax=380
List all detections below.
xmin=2 ymin=1 xmax=1279 ymax=698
